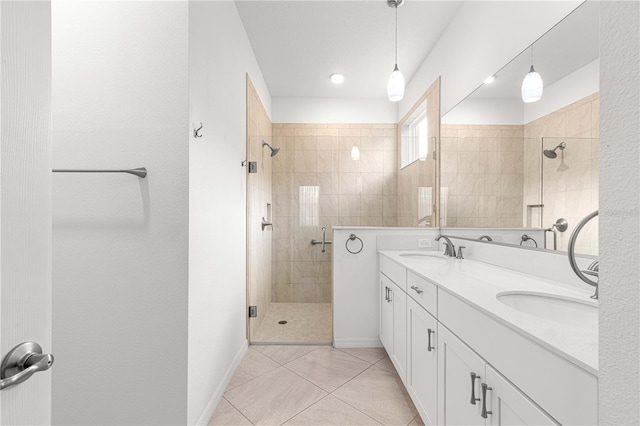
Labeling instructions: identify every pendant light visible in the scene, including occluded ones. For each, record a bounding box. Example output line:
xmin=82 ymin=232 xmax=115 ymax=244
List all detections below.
xmin=521 ymin=46 xmax=543 ymax=103
xmin=387 ymin=0 xmax=405 ymax=102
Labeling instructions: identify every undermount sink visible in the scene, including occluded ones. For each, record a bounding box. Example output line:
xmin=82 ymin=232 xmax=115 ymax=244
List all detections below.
xmin=399 ymin=252 xmax=444 ymax=259
xmin=497 ymin=291 xmax=598 ymax=329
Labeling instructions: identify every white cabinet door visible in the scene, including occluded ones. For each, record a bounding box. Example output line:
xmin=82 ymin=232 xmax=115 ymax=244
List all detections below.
xmin=390 ymin=280 xmax=407 ymax=384
xmin=485 ymin=366 xmax=558 ymax=426
xmin=438 ymin=324 xmax=485 ymax=426
xmin=380 ymin=274 xmax=393 ymax=353
xmin=407 ymin=298 xmax=437 ymax=426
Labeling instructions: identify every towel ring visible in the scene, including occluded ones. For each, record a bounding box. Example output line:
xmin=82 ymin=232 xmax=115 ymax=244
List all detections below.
xmin=346 ymin=234 xmax=363 ymax=255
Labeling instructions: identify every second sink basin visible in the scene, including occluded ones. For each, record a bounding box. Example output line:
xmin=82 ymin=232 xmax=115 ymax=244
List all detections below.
xmin=497 ymin=291 xmax=597 ymax=329
xmin=399 ymin=252 xmax=444 ymax=259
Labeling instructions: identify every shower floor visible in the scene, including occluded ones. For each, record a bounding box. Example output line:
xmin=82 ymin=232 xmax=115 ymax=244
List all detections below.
xmin=252 ymin=303 xmax=332 ymax=344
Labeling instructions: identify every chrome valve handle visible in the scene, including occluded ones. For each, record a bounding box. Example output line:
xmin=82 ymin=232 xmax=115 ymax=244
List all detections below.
xmin=0 ymin=342 xmax=54 ymax=390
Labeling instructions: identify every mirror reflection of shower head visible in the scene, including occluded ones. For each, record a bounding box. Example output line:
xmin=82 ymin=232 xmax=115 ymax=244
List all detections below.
xmin=543 ymin=141 xmax=566 ymax=159
xmin=262 ymin=141 xmax=280 ymax=157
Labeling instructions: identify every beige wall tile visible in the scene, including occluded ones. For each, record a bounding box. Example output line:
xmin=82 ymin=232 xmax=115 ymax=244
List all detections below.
xmin=271 ymin=123 xmax=397 ymax=303
xmin=295 ymin=151 xmax=317 ymax=173
xmin=360 ymin=151 xmax=384 ymax=173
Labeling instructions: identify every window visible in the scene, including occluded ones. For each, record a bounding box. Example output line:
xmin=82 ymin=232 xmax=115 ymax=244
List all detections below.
xmin=400 ymin=99 xmax=428 ymax=168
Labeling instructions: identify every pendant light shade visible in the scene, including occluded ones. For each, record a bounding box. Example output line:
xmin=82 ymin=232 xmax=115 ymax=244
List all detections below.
xmin=388 ymin=64 xmax=405 ymax=102
xmin=522 ymin=46 xmax=543 ymax=103
xmin=521 ymin=65 xmax=543 ymax=103
xmin=387 ymin=0 xmax=404 ymax=102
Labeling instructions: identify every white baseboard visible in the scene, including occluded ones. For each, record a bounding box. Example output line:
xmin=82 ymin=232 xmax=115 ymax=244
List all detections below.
xmin=195 ymin=340 xmax=248 ymax=426
xmin=333 ymin=337 xmax=382 ymax=348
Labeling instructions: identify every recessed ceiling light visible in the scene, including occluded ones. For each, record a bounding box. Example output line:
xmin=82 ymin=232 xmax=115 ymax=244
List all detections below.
xmin=484 ymin=75 xmax=496 ymax=85
xmin=330 ymin=73 xmax=345 ymax=84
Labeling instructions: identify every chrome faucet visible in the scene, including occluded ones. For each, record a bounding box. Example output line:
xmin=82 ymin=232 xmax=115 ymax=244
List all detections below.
xmin=478 ymin=235 xmax=493 ymax=241
xmin=435 ymin=236 xmax=456 ymax=257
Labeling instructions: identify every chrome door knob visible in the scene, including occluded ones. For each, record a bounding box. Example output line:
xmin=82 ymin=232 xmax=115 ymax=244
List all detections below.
xmin=0 ymin=341 xmax=54 ymax=390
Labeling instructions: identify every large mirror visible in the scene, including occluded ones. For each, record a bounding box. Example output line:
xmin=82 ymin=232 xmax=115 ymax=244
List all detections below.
xmin=439 ymin=1 xmax=599 ymax=255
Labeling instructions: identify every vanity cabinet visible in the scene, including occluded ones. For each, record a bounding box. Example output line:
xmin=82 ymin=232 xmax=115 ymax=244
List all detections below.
xmin=378 ymin=253 xmax=594 ymax=426
xmin=406 ymin=297 xmax=438 ymax=426
xmin=437 ymin=324 xmax=556 ymax=426
xmin=379 ymin=273 xmax=407 ymax=384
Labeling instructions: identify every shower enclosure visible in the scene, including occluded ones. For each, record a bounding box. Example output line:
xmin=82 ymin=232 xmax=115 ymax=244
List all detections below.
xmin=249 ymin=123 xmax=398 ymax=344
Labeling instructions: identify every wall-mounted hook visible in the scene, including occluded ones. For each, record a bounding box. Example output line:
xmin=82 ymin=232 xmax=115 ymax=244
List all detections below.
xmin=193 ymin=122 xmax=203 ymax=138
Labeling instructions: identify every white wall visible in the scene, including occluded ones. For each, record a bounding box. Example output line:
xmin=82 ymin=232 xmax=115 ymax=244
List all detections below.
xmin=441 ymin=98 xmax=524 ymax=125
xmin=524 ymin=59 xmax=599 ymax=123
xmin=599 ymin=2 xmax=640 ymax=424
xmin=52 ymin=2 xmax=189 ymax=424
xmin=272 ymin=97 xmax=395 ymax=123
xmin=402 ymin=1 xmax=582 ymax=120
xmin=188 ymin=2 xmax=271 ymax=424
xmin=333 ymin=227 xmax=439 ymax=348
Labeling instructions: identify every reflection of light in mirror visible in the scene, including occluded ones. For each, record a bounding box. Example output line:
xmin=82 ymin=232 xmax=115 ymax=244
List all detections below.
xmin=418 ymin=186 xmax=433 ymax=219
xmin=351 ymin=146 xmax=360 ymax=161
xmin=299 ymin=186 xmax=319 ymax=227
xmin=440 ymin=187 xmax=449 ymax=227
xmin=483 ymin=75 xmax=496 ymax=85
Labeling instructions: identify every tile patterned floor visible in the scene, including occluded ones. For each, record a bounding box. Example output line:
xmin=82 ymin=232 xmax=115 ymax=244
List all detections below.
xmin=252 ymin=303 xmax=332 ymax=344
xmin=209 ymin=345 xmax=424 ymax=426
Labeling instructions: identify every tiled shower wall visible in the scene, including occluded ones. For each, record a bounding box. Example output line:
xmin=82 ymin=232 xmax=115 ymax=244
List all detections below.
xmin=440 ymin=93 xmax=599 ymax=254
xmin=524 ymin=93 xmax=600 ymax=253
xmin=439 ymin=125 xmax=525 ymax=227
xmin=271 ymin=123 xmax=398 ymax=303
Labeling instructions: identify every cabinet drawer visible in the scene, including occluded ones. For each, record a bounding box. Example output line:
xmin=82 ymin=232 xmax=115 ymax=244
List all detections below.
xmin=380 ymin=254 xmax=406 ymax=291
xmin=407 ymin=271 xmax=437 ymax=317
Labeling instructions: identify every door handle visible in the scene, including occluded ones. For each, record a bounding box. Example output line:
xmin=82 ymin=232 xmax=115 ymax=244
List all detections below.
xmin=0 ymin=342 xmax=54 ymax=390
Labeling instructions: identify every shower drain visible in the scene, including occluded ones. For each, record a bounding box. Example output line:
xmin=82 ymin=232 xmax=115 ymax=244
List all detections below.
xmin=278 ymin=320 xmax=287 ymax=325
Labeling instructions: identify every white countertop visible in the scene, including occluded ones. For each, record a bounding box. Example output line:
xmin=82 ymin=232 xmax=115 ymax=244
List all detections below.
xmin=378 ymin=249 xmax=598 ymax=376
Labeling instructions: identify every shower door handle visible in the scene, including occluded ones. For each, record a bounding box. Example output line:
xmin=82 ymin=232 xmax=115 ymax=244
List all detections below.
xmin=310 ymin=226 xmax=333 ymax=253
xmin=0 ymin=342 xmax=54 ymax=390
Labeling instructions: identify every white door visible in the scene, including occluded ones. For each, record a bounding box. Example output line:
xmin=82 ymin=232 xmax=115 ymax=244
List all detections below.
xmin=485 ymin=366 xmax=558 ymax=426
xmin=380 ymin=274 xmax=393 ymax=352
xmin=390 ymin=280 xmax=406 ymax=384
xmin=406 ymin=297 xmax=437 ymax=425
xmin=437 ymin=324 xmax=485 ymax=426
xmin=0 ymin=1 xmax=53 ymax=424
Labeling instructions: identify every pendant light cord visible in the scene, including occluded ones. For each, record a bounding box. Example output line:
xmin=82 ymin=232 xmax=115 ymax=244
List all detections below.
xmin=530 ymin=45 xmax=533 ymax=66
xmin=394 ymin=2 xmax=398 ymax=65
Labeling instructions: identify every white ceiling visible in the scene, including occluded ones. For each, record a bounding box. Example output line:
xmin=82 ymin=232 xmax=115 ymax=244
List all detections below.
xmin=235 ymin=0 xmax=463 ymax=99
xmin=466 ymin=0 xmax=599 ymax=101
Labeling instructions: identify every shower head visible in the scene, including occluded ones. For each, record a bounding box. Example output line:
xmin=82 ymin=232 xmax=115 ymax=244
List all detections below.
xmin=543 ymin=141 xmax=566 ymax=159
xmin=262 ymin=141 xmax=280 ymax=157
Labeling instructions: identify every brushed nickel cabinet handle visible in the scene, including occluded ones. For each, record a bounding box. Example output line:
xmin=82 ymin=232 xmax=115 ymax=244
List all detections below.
xmin=470 ymin=372 xmax=480 ymax=405
xmin=410 ymin=285 xmax=424 ymax=294
xmin=427 ymin=328 xmax=434 ymax=352
xmin=481 ymin=382 xmax=493 ymax=418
